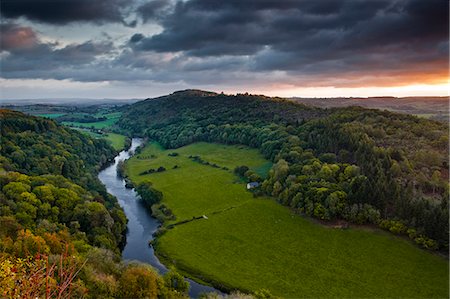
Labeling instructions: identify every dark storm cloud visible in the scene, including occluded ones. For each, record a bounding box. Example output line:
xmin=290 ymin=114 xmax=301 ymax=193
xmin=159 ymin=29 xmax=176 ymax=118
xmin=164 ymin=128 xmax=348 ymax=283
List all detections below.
xmin=1 ymin=23 xmax=114 ymax=74
xmin=131 ymin=0 xmax=392 ymax=55
xmin=131 ymin=0 xmax=448 ymax=74
xmin=130 ymin=33 xmax=145 ymax=43
xmin=137 ymin=0 xmax=173 ymax=23
xmin=0 ymin=0 xmax=132 ymax=24
xmin=0 ymin=0 xmax=448 ymax=88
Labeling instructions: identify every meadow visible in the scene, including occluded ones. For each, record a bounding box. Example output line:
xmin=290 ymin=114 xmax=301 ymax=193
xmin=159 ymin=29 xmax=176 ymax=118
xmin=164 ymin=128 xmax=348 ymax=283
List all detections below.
xmin=69 ymin=127 xmax=127 ymax=151
xmin=126 ymin=142 xmax=270 ymax=221
xmin=103 ymin=132 xmax=127 ymax=151
xmin=61 ymin=112 xmax=121 ymax=129
xmin=56 ymin=110 xmax=127 ymax=151
xmin=125 ymin=142 xmax=449 ymax=298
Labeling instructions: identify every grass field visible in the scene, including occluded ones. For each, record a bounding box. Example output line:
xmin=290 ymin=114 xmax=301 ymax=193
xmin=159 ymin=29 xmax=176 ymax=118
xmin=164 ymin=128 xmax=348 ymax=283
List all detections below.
xmin=70 ymin=127 xmax=127 ymax=151
xmin=126 ymin=142 xmax=270 ymax=222
xmin=125 ymin=142 xmax=449 ymax=298
xmin=62 ymin=112 xmax=121 ymax=129
xmin=103 ymin=133 xmax=127 ymax=151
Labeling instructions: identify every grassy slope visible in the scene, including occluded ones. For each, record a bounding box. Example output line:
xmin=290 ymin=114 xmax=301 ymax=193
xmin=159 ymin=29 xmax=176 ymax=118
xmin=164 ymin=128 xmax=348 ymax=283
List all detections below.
xmin=126 ymin=142 xmax=269 ymax=222
xmin=70 ymin=128 xmax=127 ymax=151
xmin=159 ymin=201 xmax=448 ymax=298
xmin=125 ymin=142 xmax=449 ymax=298
xmin=103 ymin=133 xmax=127 ymax=151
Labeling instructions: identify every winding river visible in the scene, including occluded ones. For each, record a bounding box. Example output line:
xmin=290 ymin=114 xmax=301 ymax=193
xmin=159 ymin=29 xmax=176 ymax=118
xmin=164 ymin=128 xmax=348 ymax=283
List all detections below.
xmin=98 ymin=138 xmax=219 ymax=298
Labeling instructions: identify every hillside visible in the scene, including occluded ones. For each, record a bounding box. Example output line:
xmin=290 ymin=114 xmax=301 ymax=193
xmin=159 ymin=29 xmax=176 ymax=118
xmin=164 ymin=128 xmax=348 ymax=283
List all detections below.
xmin=0 ymin=110 xmax=189 ymax=298
xmin=118 ymin=90 xmax=449 ymax=249
xmin=0 ymin=109 xmax=116 ymax=193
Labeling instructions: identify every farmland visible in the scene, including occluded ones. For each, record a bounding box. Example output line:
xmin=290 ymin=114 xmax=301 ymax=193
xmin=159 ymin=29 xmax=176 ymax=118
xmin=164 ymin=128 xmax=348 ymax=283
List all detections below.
xmin=125 ymin=141 xmax=449 ymax=298
xmin=125 ymin=142 xmax=269 ymax=221
xmin=61 ymin=112 xmax=122 ymax=129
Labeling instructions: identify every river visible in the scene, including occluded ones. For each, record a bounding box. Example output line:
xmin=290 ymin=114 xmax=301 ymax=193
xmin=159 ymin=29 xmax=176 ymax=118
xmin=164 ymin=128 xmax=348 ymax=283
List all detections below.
xmin=98 ymin=138 xmax=219 ymax=298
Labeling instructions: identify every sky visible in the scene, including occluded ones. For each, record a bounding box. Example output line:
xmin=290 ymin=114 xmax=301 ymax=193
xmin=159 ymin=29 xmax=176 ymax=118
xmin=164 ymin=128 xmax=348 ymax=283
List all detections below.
xmin=0 ymin=0 xmax=448 ymax=100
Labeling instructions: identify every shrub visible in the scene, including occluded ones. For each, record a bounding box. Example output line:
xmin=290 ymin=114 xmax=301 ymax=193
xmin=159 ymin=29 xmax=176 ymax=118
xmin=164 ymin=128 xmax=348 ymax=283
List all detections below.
xmin=406 ymin=228 xmax=417 ymax=239
xmin=234 ymin=165 xmax=249 ymax=177
xmin=118 ymin=265 xmax=160 ymax=298
xmin=379 ymin=220 xmax=406 ymax=234
xmin=414 ymin=236 xmax=438 ymax=250
xmin=313 ymin=203 xmax=329 ymax=220
xmin=163 ymin=270 xmax=189 ymax=294
xmin=116 ymin=160 xmax=126 ymax=178
xmin=136 ymin=182 xmax=163 ymax=207
xmin=244 ymin=170 xmax=263 ymax=182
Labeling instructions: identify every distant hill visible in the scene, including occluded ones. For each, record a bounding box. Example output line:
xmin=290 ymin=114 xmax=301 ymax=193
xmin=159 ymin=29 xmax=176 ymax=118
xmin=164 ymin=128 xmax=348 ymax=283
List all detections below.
xmin=290 ymin=96 xmax=449 ymax=122
xmin=0 ymin=98 xmax=140 ymax=106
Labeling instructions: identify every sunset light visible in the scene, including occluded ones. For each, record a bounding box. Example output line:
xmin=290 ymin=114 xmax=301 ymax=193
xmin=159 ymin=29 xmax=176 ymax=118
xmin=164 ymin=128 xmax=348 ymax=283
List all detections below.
xmin=0 ymin=1 xmax=449 ymax=298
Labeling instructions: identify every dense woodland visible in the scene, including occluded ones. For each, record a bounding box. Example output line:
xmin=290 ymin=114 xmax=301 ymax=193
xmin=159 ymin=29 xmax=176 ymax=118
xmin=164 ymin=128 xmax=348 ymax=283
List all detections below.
xmin=0 ymin=110 xmax=190 ymax=298
xmin=118 ymin=90 xmax=449 ymax=250
xmin=0 ymin=110 xmax=115 ymax=194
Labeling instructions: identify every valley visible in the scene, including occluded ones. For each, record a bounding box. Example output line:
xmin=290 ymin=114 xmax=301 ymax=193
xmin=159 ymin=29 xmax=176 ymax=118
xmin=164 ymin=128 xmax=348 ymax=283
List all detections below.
xmin=123 ymin=140 xmax=449 ymax=298
xmin=1 ymin=90 xmax=449 ymax=298
xmin=2 ymin=1 xmax=448 ymax=298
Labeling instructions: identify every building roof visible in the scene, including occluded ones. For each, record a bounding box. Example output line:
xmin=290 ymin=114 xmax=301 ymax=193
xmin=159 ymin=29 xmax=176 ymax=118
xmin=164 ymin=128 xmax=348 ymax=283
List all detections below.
xmin=247 ymin=182 xmax=260 ymax=187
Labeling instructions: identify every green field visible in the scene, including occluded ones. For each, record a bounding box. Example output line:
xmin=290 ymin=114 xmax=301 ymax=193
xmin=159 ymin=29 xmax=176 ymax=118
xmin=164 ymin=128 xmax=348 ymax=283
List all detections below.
xmin=69 ymin=127 xmax=127 ymax=151
xmin=103 ymin=133 xmax=127 ymax=151
xmin=125 ymin=142 xmax=449 ymax=298
xmin=126 ymin=142 xmax=270 ymax=222
xmin=62 ymin=112 xmax=121 ymax=129
xmin=35 ymin=113 xmax=67 ymax=119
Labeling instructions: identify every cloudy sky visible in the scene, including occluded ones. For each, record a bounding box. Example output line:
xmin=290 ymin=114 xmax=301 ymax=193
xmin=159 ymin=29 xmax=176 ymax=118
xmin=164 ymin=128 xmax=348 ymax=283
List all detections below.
xmin=0 ymin=0 xmax=448 ymax=100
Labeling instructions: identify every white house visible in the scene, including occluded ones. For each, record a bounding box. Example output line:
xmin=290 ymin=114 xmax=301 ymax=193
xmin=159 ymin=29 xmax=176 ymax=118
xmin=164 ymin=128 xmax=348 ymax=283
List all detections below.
xmin=246 ymin=182 xmax=260 ymax=189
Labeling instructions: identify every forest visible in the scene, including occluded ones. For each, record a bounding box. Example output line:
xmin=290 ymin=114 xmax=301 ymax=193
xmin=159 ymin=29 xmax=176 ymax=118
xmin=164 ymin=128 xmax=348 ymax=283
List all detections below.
xmin=0 ymin=109 xmax=191 ymax=298
xmin=117 ymin=90 xmax=449 ymax=250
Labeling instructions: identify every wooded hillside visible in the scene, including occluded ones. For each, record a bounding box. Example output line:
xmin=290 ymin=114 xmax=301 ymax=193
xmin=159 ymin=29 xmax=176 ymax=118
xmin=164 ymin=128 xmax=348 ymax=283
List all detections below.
xmin=118 ymin=90 xmax=449 ymax=249
xmin=0 ymin=110 xmax=187 ymax=298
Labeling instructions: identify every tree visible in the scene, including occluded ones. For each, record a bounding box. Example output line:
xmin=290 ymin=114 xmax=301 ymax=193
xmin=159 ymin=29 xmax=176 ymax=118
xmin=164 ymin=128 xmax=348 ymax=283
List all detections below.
xmin=272 ymin=181 xmax=283 ymax=197
xmin=136 ymin=182 xmax=163 ymax=207
xmin=273 ymin=159 xmax=289 ymax=182
xmin=327 ymin=191 xmax=347 ymax=218
xmin=118 ymin=265 xmax=160 ymax=298
xmin=234 ymin=165 xmax=249 ymax=177
xmin=163 ymin=270 xmax=189 ymax=294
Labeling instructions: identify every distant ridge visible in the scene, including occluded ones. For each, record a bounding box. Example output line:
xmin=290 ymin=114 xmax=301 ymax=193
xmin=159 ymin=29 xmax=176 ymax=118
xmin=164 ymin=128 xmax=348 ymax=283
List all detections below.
xmin=172 ymin=89 xmax=218 ymax=97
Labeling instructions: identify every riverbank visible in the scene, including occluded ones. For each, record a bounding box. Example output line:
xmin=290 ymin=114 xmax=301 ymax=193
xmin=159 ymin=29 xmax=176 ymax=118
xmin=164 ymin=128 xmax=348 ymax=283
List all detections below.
xmin=98 ymin=138 xmax=220 ymax=297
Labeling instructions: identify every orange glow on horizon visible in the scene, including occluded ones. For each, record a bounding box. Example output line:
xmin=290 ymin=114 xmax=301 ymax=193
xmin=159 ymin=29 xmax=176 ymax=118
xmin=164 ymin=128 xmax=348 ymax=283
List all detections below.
xmin=254 ymin=83 xmax=449 ymax=98
xmin=245 ymin=72 xmax=450 ymax=98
